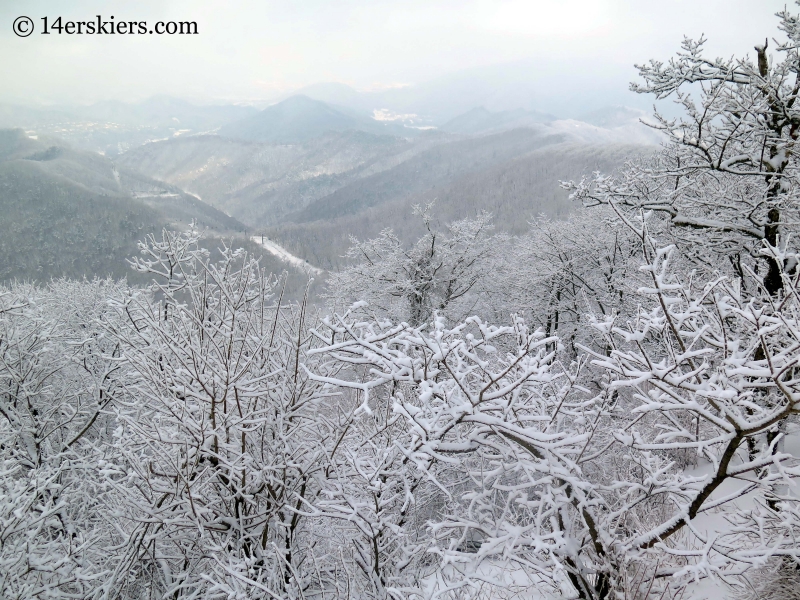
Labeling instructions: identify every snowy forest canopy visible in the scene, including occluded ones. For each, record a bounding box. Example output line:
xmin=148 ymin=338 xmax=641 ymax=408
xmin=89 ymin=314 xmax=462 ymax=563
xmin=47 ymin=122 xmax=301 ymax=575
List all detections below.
xmin=5 ymin=7 xmax=800 ymax=600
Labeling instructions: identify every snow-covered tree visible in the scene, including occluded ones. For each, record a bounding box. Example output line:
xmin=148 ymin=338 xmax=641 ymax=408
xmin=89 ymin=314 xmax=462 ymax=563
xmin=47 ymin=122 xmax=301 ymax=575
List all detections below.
xmin=310 ymin=213 xmax=800 ymax=599
xmin=567 ymin=5 xmax=800 ymax=295
xmin=328 ymin=207 xmax=503 ymax=327
xmin=0 ymin=280 xmax=128 ymax=599
xmin=494 ymin=208 xmax=641 ymax=358
xmin=102 ymin=229 xmax=354 ymax=598
xmin=307 ymin=308 xmax=455 ymax=600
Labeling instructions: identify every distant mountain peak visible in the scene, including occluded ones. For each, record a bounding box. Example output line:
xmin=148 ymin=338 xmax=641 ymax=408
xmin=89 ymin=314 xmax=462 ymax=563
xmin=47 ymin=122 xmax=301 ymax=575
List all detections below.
xmin=218 ymin=95 xmax=361 ymax=143
xmin=217 ymin=95 xmax=419 ymax=143
xmin=291 ymin=82 xmax=361 ymax=106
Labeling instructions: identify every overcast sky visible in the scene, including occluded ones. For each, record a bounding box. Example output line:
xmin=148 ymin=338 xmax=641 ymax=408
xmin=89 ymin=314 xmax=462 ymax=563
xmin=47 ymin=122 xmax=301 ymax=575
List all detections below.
xmin=0 ymin=0 xmax=790 ymax=106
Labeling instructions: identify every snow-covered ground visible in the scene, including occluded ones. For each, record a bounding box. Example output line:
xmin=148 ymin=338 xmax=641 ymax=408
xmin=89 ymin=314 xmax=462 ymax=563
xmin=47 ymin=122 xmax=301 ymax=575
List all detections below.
xmin=130 ymin=191 xmax=180 ymax=199
xmin=251 ymin=235 xmax=325 ymax=275
xmin=675 ymin=424 xmax=800 ymax=599
xmin=547 ymin=118 xmax=664 ymax=146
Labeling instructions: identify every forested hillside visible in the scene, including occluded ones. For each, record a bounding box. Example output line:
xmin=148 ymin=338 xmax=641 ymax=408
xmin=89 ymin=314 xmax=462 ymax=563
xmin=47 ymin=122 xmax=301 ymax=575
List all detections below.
xmin=0 ymin=158 xmax=162 ymax=281
xmin=117 ymin=129 xmax=421 ymax=225
xmin=272 ymin=142 xmax=648 ymax=268
xmin=0 ymin=128 xmax=310 ymax=288
xmin=118 ymin=115 xmax=654 ymax=272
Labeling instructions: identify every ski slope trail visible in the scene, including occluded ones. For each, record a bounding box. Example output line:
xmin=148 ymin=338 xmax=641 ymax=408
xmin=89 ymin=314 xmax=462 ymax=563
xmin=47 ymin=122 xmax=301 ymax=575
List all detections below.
xmin=251 ymin=236 xmax=325 ymax=276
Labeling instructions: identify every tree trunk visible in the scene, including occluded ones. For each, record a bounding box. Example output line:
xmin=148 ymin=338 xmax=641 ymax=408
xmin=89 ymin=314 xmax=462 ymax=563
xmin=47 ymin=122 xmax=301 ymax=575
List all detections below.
xmin=764 ymin=208 xmax=783 ymax=296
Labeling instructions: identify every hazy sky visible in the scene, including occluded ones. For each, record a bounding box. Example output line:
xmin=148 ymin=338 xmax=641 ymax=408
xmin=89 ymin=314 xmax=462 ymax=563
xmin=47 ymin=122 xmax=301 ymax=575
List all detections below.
xmin=0 ymin=0 xmax=790 ymax=106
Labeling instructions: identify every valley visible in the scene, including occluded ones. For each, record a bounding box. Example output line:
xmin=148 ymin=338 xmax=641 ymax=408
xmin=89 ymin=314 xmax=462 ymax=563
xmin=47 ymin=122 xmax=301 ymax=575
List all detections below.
xmin=0 ymin=92 xmax=658 ymax=285
xmin=111 ymin=95 xmax=657 ymax=271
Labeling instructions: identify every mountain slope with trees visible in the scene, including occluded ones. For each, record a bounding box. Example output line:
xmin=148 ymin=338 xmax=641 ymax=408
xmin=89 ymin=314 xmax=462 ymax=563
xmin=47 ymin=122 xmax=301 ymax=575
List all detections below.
xmin=0 ymin=129 xmax=310 ymax=286
xmin=268 ymin=142 xmax=650 ymax=269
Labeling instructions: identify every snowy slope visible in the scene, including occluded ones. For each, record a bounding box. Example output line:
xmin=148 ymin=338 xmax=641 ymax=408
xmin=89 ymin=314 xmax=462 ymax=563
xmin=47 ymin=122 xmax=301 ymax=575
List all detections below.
xmin=251 ymin=235 xmax=325 ymax=275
